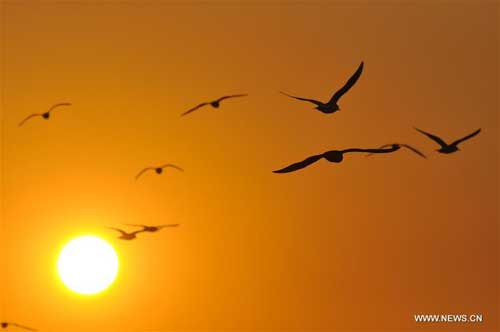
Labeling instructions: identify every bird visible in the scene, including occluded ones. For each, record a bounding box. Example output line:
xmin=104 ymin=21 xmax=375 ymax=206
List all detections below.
xmin=107 ymin=227 xmax=144 ymax=240
xmin=124 ymin=223 xmax=180 ymax=232
xmin=414 ymin=127 xmax=481 ymax=154
xmin=181 ymin=94 xmax=248 ymax=116
xmin=280 ymin=61 xmax=364 ymax=114
xmin=135 ymin=164 xmax=183 ymax=180
xmin=366 ymin=143 xmax=426 ymax=158
xmin=1 ymin=322 xmax=37 ymax=331
xmin=273 ymin=145 xmax=400 ymax=173
xmin=18 ymin=102 xmax=72 ymax=126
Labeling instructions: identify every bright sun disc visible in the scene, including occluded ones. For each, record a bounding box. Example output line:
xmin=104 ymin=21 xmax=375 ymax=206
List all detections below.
xmin=57 ymin=235 xmax=119 ymax=295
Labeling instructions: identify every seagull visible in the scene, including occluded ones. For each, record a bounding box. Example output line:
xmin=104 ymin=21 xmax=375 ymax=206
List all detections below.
xmin=135 ymin=164 xmax=184 ymax=180
xmin=107 ymin=227 xmax=144 ymax=240
xmin=414 ymin=127 xmax=481 ymax=154
xmin=366 ymin=143 xmax=426 ymax=158
xmin=124 ymin=223 xmax=180 ymax=232
xmin=18 ymin=102 xmax=72 ymax=126
xmin=273 ymin=145 xmax=400 ymax=173
xmin=181 ymin=94 xmax=248 ymax=116
xmin=1 ymin=322 xmax=37 ymax=331
xmin=280 ymin=61 xmax=364 ymax=114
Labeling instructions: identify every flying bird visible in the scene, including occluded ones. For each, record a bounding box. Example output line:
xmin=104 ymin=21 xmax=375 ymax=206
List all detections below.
xmin=18 ymin=102 xmax=72 ymax=126
xmin=107 ymin=227 xmax=144 ymax=240
xmin=273 ymin=145 xmax=400 ymax=173
xmin=124 ymin=223 xmax=180 ymax=232
xmin=280 ymin=61 xmax=364 ymax=114
xmin=366 ymin=143 xmax=426 ymax=158
xmin=135 ymin=164 xmax=184 ymax=180
xmin=181 ymin=94 xmax=248 ymax=116
xmin=1 ymin=322 xmax=37 ymax=331
xmin=414 ymin=127 xmax=481 ymax=154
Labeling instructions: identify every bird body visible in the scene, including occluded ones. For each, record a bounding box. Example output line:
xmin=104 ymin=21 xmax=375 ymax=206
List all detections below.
xmin=280 ymin=61 xmax=364 ymax=114
xmin=414 ymin=127 xmax=481 ymax=154
xmin=273 ymin=145 xmax=400 ymax=173
xmin=108 ymin=227 xmax=144 ymax=240
xmin=135 ymin=163 xmax=183 ymax=180
xmin=181 ymin=94 xmax=248 ymax=116
xmin=18 ymin=102 xmax=72 ymax=126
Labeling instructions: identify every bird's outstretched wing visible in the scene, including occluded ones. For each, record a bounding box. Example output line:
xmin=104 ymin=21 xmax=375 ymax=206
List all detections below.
xmin=18 ymin=113 xmax=41 ymax=127
xmin=451 ymin=128 xmax=481 ymax=146
xmin=366 ymin=143 xmax=426 ymax=158
xmin=279 ymin=91 xmax=323 ymax=106
xmin=216 ymin=94 xmax=248 ymax=102
xmin=107 ymin=227 xmax=127 ymax=235
xmin=158 ymin=223 xmax=180 ymax=228
xmin=48 ymin=102 xmax=72 ymax=112
xmin=159 ymin=164 xmax=184 ymax=172
xmin=414 ymin=127 xmax=448 ymax=148
xmin=328 ymin=61 xmax=364 ymax=105
xmin=181 ymin=102 xmax=209 ymax=116
xmin=7 ymin=322 xmax=38 ymax=331
xmin=343 ymin=145 xmax=400 ymax=154
xmin=399 ymin=144 xmax=427 ymax=158
xmin=124 ymin=223 xmax=147 ymax=228
xmin=135 ymin=167 xmax=154 ymax=180
xmin=273 ymin=154 xmax=324 ymax=173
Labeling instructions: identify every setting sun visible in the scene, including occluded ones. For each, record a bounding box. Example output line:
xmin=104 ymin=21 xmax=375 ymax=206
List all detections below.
xmin=57 ymin=236 xmax=119 ymax=295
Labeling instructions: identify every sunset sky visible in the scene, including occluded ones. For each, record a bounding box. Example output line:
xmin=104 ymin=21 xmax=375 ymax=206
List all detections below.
xmin=0 ymin=1 xmax=498 ymax=332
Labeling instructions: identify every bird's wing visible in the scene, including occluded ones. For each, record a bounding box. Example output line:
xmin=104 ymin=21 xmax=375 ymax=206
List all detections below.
xmin=48 ymin=102 xmax=72 ymax=112
xmin=123 ymin=223 xmax=147 ymax=228
xmin=107 ymin=227 xmax=127 ymax=235
xmin=364 ymin=144 xmax=393 ymax=157
xmin=131 ymin=230 xmax=145 ymax=236
xmin=181 ymin=102 xmax=209 ymax=116
xmin=279 ymin=91 xmax=323 ymax=106
xmin=343 ymin=146 xmax=399 ymax=154
xmin=400 ymin=144 xmax=427 ymax=158
xmin=413 ymin=127 xmax=448 ymax=147
xmin=158 ymin=223 xmax=180 ymax=228
xmin=328 ymin=61 xmax=364 ymax=104
xmin=135 ymin=167 xmax=154 ymax=180
xmin=159 ymin=164 xmax=184 ymax=172
xmin=216 ymin=94 xmax=248 ymax=102
xmin=18 ymin=113 xmax=41 ymax=126
xmin=273 ymin=154 xmax=324 ymax=173
xmin=8 ymin=322 xmax=38 ymax=331
xmin=451 ymin=128 xmax=481 ymax=146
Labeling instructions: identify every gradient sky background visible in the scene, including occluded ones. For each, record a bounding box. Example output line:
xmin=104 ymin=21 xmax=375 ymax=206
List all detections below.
xmin=0 ymin=1 xmax=498 ymax=332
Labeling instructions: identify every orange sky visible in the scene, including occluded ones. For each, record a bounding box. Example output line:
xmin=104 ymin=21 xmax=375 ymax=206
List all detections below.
xmin=0 ymin=1 xmax=498 ymax=332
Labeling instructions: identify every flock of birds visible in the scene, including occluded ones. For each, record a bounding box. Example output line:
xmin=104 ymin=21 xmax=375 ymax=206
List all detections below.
xmin=3 ymin=61 xmax=482 ymax=331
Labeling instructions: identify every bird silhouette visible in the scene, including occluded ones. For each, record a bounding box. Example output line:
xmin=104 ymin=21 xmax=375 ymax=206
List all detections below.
xmin=273 ymin=145 xmax=400 ymax=173
xmin=181 ymin=94 xmax=248 ymax=116
xmin=107 ymin=227 xmax=144 ymax=240
xmin=124 ymin=223 xmax=180 ymax=232
xmin=1 ymin=322 xmax=37 ymax=331
xmin=280 ymin=61 xmax=363 ymax=114
xmin=366 ymin=143 xmax=426 ymax=158
xmin=135 ymin=164 xmax=184 ymax=180
xmin=414 ymin=127 xmax=481 ymax=154
xmin=18 ymin=102 xmax=72 ymax=126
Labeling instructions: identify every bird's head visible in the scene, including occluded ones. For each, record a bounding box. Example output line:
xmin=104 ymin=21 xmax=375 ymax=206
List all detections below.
xmin=1 ymin=322 xmax=7 ymax=328
xmin=155 ymin=168 xmax=163 ymax=174
xmin=42 ymin=112 xmax=50 ymax=119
